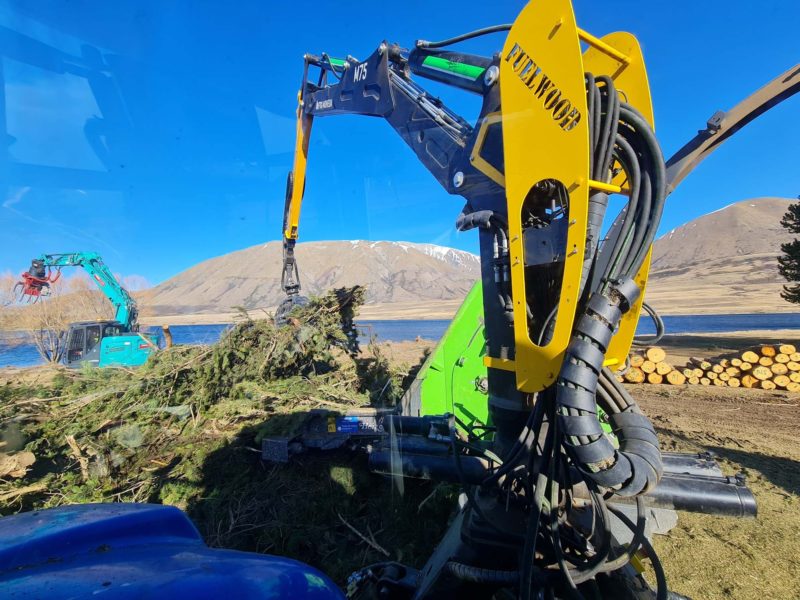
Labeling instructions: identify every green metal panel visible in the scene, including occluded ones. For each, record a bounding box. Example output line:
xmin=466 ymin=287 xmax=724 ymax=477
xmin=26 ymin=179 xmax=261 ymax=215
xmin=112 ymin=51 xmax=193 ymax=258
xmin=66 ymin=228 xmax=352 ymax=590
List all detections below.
xmin=416 ymin=282 xmax=613 ymax=437
xmin=418 ymin=282 xmax=490 ymax=431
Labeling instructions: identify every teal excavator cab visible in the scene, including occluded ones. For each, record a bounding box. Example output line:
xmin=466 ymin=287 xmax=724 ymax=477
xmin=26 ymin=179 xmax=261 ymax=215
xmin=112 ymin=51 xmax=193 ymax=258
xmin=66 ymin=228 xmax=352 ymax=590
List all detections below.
xmin=63 ymin=320 xmax=155 ymax=368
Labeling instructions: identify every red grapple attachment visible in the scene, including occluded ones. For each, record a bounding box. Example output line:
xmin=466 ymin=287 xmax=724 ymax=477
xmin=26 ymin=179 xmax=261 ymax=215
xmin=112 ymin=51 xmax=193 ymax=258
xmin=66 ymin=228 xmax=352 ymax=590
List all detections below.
xmin=14 ymin=259 xmax=59 ymax=303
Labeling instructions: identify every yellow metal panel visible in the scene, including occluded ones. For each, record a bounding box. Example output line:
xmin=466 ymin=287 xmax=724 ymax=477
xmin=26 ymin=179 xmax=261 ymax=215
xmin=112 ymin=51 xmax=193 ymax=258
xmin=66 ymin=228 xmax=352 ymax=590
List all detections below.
xmin=470 ymin=112 xmax=505 ymax=187
xmin=499 ymin=0 xmax=590 ymax=392
xmin=284 ymin=94 xmax=313 ymax=241
xmin=582 ymin=33 xmax=655 ymax=367
xmin=582 ymin=31 xmax=654 ymax=188
xmin=483 ymin=356 xmax=516 ymax=372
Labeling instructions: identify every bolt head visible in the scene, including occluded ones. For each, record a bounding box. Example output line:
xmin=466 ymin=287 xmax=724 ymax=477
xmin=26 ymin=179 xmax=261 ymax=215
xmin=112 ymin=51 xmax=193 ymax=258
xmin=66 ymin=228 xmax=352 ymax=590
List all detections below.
xmin=484 ymin=65 xmax=499 ymax=86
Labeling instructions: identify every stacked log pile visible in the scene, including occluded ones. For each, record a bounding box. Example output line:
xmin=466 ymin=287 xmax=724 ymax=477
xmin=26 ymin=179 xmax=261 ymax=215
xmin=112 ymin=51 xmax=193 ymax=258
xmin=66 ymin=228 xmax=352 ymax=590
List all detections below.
xmin=711 ymin=344 xmax=800 ymax=391
xmin=623 ymin=347 xmax=686 ymax=385
xmin=621 ymin=344 xmax=800 ymax=390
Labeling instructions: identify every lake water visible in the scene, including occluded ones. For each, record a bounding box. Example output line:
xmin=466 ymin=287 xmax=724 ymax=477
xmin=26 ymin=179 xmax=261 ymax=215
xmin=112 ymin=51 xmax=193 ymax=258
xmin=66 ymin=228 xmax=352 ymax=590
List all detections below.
xmin=2 ymin=313 xmax=799 ymax=369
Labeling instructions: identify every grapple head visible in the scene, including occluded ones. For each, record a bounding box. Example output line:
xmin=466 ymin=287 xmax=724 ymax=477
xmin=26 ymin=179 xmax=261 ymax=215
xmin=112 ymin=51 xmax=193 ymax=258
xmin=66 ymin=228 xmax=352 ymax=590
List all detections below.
xmin=274 ymin=294 xmax=309 ymax=326
xmin=14 ymin=259 xmax=53 ymax=303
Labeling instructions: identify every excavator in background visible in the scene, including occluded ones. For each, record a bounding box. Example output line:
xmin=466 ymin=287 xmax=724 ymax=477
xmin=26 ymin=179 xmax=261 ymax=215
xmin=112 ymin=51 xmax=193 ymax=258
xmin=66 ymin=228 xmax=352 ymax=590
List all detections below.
xmin=2 ymin=1 xmax=798 ymax=598
xmin=15 ymin=252 xmax=157 ymax=368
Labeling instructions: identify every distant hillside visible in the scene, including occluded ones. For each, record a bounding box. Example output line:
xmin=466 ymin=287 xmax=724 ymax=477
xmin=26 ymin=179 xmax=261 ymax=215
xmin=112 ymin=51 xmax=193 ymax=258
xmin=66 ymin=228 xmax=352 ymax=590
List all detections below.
xmin=646 ymin=197 xmax=795 ymax=314
xmin=143 ymin=241 xmax=480 ymax=316
xmin=141 ymin=198 xmax=797 ymax=320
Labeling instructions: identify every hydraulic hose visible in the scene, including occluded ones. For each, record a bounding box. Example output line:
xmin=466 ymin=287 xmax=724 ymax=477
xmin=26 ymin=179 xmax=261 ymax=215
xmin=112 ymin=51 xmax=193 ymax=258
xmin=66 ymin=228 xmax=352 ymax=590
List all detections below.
xmin=557 ymin=280 xmax=663 ymax=496
xmin=416 ymin=24 xmax=512 ymax=49
xmin=445 ymin=561 xmax=519 ymax=585
xmin=632 ymin=302 xmax=665 ymax=346
xmin=553 ymin=75 xmax=666 ymax=499
xmin=511 ymin=75 xmax=670 ymax=598
xmin=580 ymin=75 xmax=619 ymax=300
xmin=456 ymin=208 xmax=513 ymax=322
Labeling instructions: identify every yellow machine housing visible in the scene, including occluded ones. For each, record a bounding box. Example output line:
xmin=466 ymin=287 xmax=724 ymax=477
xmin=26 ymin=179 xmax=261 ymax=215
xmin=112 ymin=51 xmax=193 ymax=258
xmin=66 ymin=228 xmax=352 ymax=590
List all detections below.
xmin=493 ymin=0 xmax=655 ymax=392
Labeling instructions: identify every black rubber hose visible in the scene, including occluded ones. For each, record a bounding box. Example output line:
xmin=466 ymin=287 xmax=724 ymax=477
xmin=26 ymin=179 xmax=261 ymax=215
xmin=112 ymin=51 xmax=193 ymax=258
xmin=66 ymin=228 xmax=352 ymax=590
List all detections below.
xmin=445 ymin=561 xmax=519 ymax=585
xmin=506 ymin=74 xmax=668 ymax=595
xmin=632 ymin=302 xmax=665 ymax=346
xmin=586 ymin=74 xmax=597 ymax=174
xmin=618 ymin=105 xmax=667 ymax=276
xmin=416 ymin=24 xmax=512 ymax=48
xmin=606 ymin=506 xmax=668 ymax=600
xmin=593 ymin=76 xmax=615 ymax=180
xmin=596 ymin=75 xmax=620 ymax=178
xmin=556 ymin=281 xmax=663 ymax=496
xmin=452 ymin=429 xmax=522 ymax=542
xmin=616 ymin=122 xmax=654 ymax=277
xmin=600 ymin=135 xmax=641 ymax=284
xmin=521 ymin=400 xmax=557 ymax=600
xmin=481 ymin=400 xmax=540 ymax=485
xmin=598 ymin=368 xmax=634 ymax=412
xmin=599 ymin=496 xmax=647 ymax=573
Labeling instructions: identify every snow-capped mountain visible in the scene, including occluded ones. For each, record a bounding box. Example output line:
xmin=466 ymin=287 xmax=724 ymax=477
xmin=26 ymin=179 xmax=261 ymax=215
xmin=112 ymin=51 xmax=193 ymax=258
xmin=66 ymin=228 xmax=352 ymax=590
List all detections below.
xmin=144 ymin=240 xmax=480 ymax=315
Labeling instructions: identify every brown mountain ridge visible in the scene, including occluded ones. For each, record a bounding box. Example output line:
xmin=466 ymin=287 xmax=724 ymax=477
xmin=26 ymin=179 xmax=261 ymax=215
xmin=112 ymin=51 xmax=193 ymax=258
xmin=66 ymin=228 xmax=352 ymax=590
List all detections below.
xmin=143 ymin=241 xmax=481 ymax=318
xmin=646 ymin=197 xmax=794 ymax=314
xmin=142 ymin=197 xmax=796 ymax=320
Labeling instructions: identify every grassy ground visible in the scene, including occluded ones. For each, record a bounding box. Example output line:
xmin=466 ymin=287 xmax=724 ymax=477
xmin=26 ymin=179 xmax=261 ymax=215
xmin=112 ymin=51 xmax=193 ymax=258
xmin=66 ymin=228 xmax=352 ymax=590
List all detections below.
xmin=636 ymin=384 xmax=800 ymax=600
xmin=2 ymin=327 xmax=798 ymax=598
xmin=0 ymin=363 xmax=455 ymax=585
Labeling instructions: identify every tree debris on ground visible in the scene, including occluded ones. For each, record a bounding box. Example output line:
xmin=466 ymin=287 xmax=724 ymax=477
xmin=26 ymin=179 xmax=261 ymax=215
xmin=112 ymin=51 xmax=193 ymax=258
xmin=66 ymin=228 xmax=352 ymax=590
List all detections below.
xmin=0 ymin=286 xmax=454 ymax=584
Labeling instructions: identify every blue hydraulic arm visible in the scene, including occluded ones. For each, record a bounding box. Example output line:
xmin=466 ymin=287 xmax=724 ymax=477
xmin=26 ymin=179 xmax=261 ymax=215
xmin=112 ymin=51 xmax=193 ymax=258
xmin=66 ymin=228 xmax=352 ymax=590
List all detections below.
xmin=19 ymin=252 xmax=139 ymax=332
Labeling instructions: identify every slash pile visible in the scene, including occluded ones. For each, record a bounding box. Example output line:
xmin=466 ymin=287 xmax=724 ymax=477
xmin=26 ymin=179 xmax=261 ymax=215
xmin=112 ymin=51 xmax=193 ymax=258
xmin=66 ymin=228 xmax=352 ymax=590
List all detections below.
xmin=0 ymin=286 xmax=455 ymax=584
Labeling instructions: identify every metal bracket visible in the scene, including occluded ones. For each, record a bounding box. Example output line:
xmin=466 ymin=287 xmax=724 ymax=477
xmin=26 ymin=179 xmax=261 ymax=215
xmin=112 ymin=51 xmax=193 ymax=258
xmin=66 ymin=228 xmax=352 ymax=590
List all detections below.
xmin=523 ymin=218 xmax=568 ymax=266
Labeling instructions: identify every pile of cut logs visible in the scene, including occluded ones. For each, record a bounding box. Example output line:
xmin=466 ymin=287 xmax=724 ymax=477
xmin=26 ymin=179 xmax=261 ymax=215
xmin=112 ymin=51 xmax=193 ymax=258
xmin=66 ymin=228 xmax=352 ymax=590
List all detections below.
xmin=685 ymin=344 xmax=800 ymax=391
xmin=621 ymin=344 xmax=800 ymax=390
xmin=624 ymin=347 xmax=686 ymax=385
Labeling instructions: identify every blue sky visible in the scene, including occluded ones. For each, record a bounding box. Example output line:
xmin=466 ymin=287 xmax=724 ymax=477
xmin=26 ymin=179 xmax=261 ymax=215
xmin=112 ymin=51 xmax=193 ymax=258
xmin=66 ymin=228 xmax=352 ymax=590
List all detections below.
xmin=0 ymin=1 xmax=798 ymax=285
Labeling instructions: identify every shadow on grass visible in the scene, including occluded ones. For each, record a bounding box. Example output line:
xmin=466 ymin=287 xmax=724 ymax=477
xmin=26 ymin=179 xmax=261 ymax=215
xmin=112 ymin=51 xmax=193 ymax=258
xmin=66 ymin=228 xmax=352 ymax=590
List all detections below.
xmin=175 ymin=414 xmax=457 ymax=586
xmin=705 ymin=446 xmax=800 ymax=496
xmin=655 ymin=427 xmax=800 ymax=496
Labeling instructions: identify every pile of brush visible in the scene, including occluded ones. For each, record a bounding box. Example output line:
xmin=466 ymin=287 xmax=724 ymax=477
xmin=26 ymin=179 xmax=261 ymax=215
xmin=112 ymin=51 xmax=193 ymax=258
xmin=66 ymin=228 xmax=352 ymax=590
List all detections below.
xmin=0 ymin=287 xmax=452 ymax=584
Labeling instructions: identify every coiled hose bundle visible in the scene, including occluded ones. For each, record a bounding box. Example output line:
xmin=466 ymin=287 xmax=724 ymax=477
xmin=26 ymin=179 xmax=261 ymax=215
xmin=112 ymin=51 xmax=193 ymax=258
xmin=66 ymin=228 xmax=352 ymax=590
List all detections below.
xmin=518 ymin=74 xmax=669 ymax=599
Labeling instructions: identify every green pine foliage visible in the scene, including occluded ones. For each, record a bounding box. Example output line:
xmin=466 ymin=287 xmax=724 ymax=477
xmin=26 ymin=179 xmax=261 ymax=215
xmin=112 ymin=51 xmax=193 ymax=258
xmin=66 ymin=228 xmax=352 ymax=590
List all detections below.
xmin=0 ymin=286 xmax=451 ymax=584
xmin=778 ymin=200 xmax=800 ymax=304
